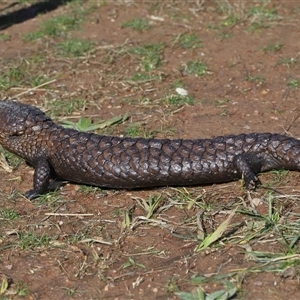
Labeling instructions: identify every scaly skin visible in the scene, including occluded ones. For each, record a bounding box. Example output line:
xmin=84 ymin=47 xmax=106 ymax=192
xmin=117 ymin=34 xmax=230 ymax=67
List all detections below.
xmin=0 ymin=100 xmax=300 ymax=199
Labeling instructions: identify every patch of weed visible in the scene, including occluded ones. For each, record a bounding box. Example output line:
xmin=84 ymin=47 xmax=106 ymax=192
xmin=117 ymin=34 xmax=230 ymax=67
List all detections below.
xmin=183 ymin=61 xmax=208 ymax=77
xmin=131 ymin=72 xmax=161 ymax=82
xmin=56 ymin=38 xmax=95 ymax=57
xmin=246 ymin=6 xmax=278 ymax=32
xmin=262 ymin=42 xmax=283 ymax=53
xmin=0 ymin=33 xmax=11 ymax=41
xmin=215 ymin=0 xmax=245 ymax=26
xmin=277 ymin=57 xmax=299 ymax=69
xmin=122 ymin=18 xmax=150 ymax=32
xmin=18 ymin=231 xmax=51 ymax=250
xmin=0 ymin=209 xmax=19 ymax=221
xmin=47 ymin=99 xmax=86 ymax=117
xmin=165 ymin=277 xmax=179 ymax=293
xmin=287 ymin=79 xmax=300 ymax=89
xmin=164 ymin=94 xmax=194 ymax=106
xmin=176 ymin=281 xmax=237 ymax=300
xmin=221 ymin=15 xmax=240 ymax=27
xmin=78 ymin=185 xmax=104 ymax=195
xmin=24 ymin=15 xmax=81 ymax=41
xmin=128 ymin=43 xmax=164 ymax=82
xmin=247 ymin=5 xmax=278 ymax=20
xmin=268 ymin=170 xmax=290 ymax=186
xmin=214 ymin=98 xmax=230 ymax=106
xmin=0 ymin=60 xmax=50 ymax=89
xmin=245 ymin=75 xmax=265 ymax=83
xmin=216 ymin=1 xmax=280 ymax=31
xmin=122 ymin=257 xmax=145 ymax=269
xmin=171 ymin=79 xmax=184 ymax=88
xmin=68 ymin=229 xmax=89 ymax=243
xmin=177 ymin=33 xmax=202 ymax=49
xmin=62 ymin=113 xmax=128 ymax=132
xmin=130 ymin=43 xmax=164 ymax=71
xmin=15 ymin=281 xmax=29 ymax=297
xmin=63 ymin=287 xmax=78 ymax=297
xmin=135 ymin=194 xmax=165 ymax=219
xmin=0 ymin=149 xmax=23 ymax=169
xmin=218 ymin=31 xmax=233 ymax=39
xmin=125 ymin=124 xmax=155 ymax=138
xmin=247 ymin=22 xmax=270 ymax=32
xmin=36 ymin=191 xmax=62 ymax=207
xmin=22 ymin=0 xmax=94 ymax=41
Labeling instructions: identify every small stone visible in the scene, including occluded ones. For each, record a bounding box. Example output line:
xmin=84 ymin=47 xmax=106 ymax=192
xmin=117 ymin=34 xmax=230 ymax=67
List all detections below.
xmin=252 ymin=198 xmax=263 ymax=206
xmin=175 ymin=88 xmax=188 ymax=96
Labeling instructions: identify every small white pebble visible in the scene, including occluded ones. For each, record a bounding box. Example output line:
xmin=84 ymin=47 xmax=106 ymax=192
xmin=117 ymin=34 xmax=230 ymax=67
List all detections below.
xmin=176 ymin=87 xmax=188 ymax=96
xmin=252 ymin=198 xmax=263 ymax=206
xmin=150 ymin=15 xmax=165 ymax=22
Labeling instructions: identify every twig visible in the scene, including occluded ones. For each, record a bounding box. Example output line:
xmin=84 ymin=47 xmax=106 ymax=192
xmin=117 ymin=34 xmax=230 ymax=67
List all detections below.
xmin=79 ymin=238 xmax=112 ymax=245
xmin=44 ymin=213 xmax=94 ymax=217
xmin=14 ymin=79 xmax=57 ymax=98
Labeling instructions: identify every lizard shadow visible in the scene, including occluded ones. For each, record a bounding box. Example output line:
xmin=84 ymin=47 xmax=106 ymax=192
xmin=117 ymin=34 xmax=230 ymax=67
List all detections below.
xmin=0 ymin=0 xmax=74 ymax=30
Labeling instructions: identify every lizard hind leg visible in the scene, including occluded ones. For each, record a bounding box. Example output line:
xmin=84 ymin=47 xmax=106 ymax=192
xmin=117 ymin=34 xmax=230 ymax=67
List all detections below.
xmin=233 ymin=154 xmax=262 ymax=190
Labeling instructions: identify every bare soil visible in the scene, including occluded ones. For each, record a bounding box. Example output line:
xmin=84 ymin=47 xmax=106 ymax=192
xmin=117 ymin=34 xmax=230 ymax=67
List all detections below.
xmin=1 ymin=1 xmax=300 ymax=299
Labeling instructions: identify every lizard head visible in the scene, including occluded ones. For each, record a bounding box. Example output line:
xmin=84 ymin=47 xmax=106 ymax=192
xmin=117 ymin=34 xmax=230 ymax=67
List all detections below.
xmin=0 ymin=100 xmax=51 ymax=141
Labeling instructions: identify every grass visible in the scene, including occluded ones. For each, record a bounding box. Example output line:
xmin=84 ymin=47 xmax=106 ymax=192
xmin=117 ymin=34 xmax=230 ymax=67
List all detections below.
xmin=0 ymin=61 xmax=50 ymax=90
xmin=18 ymin=231 xmax=51 ymax=250
xmin=55 ymin=38 xmax=95 ymax=57
xmin=218 ymin=31 xmax=233 ymax=39
xmin=245 ymin=74 xmax=265 ymax=83
xmin=130 ymin=72 xmax=162 ymax=82
xmin=63 ymin=287 xmax=79 ymax=297
xmin=135 ymin=194 xmax=165 ymax=219
xmin=0 ymin=209 xmax=19 ymax=220
xmin=24 ymin=15 xmax=81 ymax=41
xmin=287 ymin=79 xmax=300 ymax=89
xmin=176 ymin=282 xmax=237 ymax=300
xmin=62 ymin=113 xmax=128 ymax=132
xmin=183 ymin=61 xmax=208 ymax=77
xmin=176 ymin=33 xmax=202 ymax=49
xmin=130 ymin=43 xmax=164 ymax=71
xmin=35 ymin=191 xmax=63 ymax=207
xmin=247 ymin=5 xmax=278 ymax=21
xmin=46 ymin=99 xmax=86 ymax=117
xmin=121 ymin=18 xmax=150 ymax=32
xmin=122 ymin=257 xmax=145 ymax=269
xmin=262 ymin=42 xmax=283 ymax=53
xmin=277 ymin=56 xmax=299 ymax=69
xmin=164 ymin=94 xmax=194 ymax=106
xmin=127 ymin=43 xmax=164 ymax=82
xmin=67 ymin=229 xmax=89 ymax=244
xmin=214 ymin=98 xmax=230 ymax=106
xmin=23 ymin=1 xmax=93 ymax=41
xmin=0 ymin=149 xmax=23 ymax=170
xmin=125 ymin=123 xmax=156 ymax=138
xmin=78 ymin=185 xmax=104 ymax=195
xmin=0 ymin=33 xmax=11 ymax=41
xmin=14 ymin=281 xmax=29 ymax=297
xmin=216 ymin=0 xmax=280 ymax=31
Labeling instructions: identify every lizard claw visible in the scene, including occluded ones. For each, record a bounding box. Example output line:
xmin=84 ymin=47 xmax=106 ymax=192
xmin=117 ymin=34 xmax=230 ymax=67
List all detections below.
xmin=24 ymin=190 xmax=40 ymax=200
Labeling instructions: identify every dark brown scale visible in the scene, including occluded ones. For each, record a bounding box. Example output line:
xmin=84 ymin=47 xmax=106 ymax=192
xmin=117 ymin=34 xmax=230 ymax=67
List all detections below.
xmin=1 ymin=100 xmax=300 ymax=200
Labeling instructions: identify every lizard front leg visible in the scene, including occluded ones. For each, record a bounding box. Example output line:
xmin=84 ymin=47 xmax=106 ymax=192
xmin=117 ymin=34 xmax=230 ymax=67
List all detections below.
xmin=25 ymin=157 xmax=51 ymax=200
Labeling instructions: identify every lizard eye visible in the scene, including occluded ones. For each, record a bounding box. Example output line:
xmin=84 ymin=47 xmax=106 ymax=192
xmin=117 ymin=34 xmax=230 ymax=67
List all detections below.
xmin=11 ymin=131 xmax=24 ymax=136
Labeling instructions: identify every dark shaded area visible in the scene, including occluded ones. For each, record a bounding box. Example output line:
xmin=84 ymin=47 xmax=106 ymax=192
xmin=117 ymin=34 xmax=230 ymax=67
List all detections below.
xmin=0 ymin=0 xmax=74 ymax=30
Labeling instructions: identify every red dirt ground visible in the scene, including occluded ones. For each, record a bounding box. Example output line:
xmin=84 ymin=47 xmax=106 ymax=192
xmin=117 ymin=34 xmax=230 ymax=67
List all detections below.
xmin=1 ymin=1 xmax=300 ymax=299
